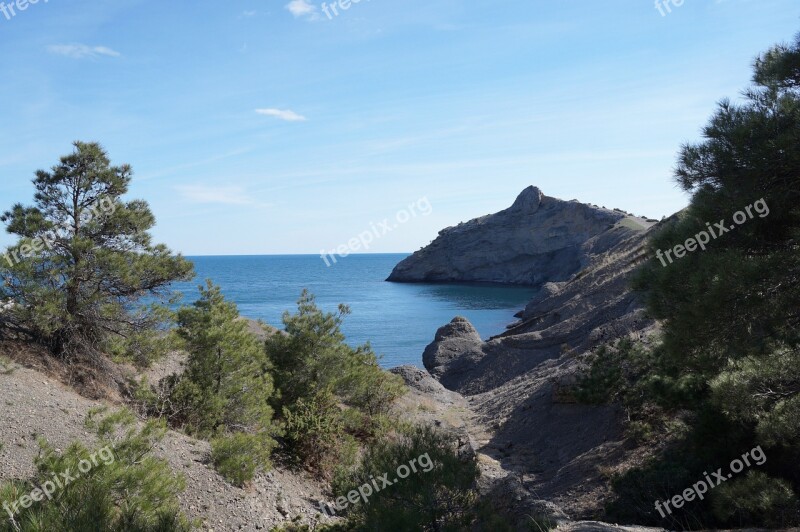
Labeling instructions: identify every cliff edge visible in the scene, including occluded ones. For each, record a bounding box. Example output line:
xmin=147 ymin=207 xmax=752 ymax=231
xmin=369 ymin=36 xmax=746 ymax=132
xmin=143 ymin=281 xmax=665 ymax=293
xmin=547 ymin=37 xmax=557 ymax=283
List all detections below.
xmin=387 ymin=186 xmax=654 ymax=285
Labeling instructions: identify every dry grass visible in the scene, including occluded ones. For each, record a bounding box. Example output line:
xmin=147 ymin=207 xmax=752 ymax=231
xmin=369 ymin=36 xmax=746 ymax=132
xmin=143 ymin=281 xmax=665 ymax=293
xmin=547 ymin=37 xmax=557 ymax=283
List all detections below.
xmin=0 ymin=340 xmax=132 ymax=402
xmin=0 ymin=355 xmax=14 ymax=375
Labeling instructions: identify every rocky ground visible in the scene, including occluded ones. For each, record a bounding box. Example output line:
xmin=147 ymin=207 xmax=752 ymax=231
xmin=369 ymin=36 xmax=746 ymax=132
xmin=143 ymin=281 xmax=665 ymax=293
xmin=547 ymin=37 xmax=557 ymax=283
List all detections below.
xmin=0 ymin=186 xmax=669 ymax=531
xmin=0 ymin=358 xmax=334 ymax=531
xmin=387 ymin=186 xmax=668 ymax=528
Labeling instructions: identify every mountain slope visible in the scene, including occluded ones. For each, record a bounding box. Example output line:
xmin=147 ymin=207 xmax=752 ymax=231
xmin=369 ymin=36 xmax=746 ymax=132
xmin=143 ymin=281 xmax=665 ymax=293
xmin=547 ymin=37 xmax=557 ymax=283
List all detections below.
xmin=397 ymin=187 xmax=665 ymax=521
xmin=387 ymin=186 xmax=655 ymax=285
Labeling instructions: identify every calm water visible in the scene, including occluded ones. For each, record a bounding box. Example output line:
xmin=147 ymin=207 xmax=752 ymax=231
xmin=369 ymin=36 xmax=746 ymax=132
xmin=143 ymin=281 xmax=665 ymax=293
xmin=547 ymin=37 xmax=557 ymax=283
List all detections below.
xmin=172 ymin=255 xmax=535 ymax=368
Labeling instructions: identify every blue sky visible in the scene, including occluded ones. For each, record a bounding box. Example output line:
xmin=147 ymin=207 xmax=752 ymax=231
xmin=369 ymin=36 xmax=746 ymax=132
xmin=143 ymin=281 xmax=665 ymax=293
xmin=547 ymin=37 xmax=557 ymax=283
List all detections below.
xmin=0 ymin=0 xmax=797 ymax=255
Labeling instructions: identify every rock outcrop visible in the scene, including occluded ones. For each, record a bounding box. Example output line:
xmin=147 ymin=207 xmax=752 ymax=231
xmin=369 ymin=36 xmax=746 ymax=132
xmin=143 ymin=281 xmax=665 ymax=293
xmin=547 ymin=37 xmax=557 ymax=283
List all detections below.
xmin=387 ymin=186 xmax=651 ymax=285
xmin=403 ymin=187 xmax=666 ymax=521
xmin=421 ymin=317 xmax=484 ymax=385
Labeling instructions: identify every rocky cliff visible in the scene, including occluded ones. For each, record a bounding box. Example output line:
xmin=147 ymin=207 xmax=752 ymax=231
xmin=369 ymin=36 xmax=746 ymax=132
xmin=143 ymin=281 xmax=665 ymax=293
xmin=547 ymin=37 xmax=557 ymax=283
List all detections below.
xmin=387 ymin=185 xmax=654 ymax=285
xmin=392 ymin=187 xmax=666 ymax=524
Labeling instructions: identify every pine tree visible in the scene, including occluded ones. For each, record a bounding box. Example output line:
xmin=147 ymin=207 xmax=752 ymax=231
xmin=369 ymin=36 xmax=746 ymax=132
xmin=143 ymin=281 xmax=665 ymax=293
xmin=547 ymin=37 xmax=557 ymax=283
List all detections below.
xmin=0 ymin=142 xmax=194 ymax=357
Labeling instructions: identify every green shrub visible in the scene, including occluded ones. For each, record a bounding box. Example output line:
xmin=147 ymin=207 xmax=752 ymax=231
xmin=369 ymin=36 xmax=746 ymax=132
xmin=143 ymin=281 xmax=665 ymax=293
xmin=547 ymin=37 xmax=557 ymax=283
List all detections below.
xmin=105 ymin=305 xmax=182 ymax=367
xmin=332 ymin=424 xmax=480 ymax=531
xmin=141 ymin=282 xmax=279 ymax=484
xmin=267 ymin=291 xmax=406 ymax=470
xmin=0 ymin=408 xmax=191 ymax=532
xmin=575 ymin=338 xmax=654 ymax=406
xmin=211 ymin=432 xmax=274 ymax=487
xmin=170 ymin=281 xmax=278 ymax=436
xmin=574 ymin=345 xmax=624 ymax=404
xmin=267 ymin=291 xmax=406 ymax=414
xmin=282 ymin=391 xmax=351 ymax=476
xmin=711 ymin=471 xmax=800 ymax=528
xmin=0 ymin=356 xmax=13 ymax=375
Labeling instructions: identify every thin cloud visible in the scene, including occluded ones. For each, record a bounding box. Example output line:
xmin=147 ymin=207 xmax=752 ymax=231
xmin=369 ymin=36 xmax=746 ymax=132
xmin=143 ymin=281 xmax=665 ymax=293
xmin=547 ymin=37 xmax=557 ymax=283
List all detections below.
xmin=175 ymin=185 xmax=253 ymax=205
xmin=241 ymin=10 xmax=257 ymax=18
xmin=255 ymin=108 xmax=307 ymax=122
xmin=47 ymin=44 xmax=121 ymax=59
xmin=285 ymin=0 xmax=318 ymax=20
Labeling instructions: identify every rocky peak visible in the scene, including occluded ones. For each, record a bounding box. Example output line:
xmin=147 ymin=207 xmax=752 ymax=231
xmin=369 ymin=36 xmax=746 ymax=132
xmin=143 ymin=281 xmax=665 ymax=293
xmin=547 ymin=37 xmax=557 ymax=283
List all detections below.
xmin=387 ymin=186 xmax=644 ymax=286
xmin=507 ymin=185 xmax=544 ymax=214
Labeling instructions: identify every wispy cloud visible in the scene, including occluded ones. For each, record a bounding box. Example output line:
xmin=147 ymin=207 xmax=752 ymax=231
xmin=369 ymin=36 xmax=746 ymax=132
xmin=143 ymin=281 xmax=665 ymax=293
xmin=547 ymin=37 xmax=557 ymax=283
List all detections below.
xmin=285 ymin=0 xmax=318 ymax=20
xmin=255 ymin=108 xmax=307 ymax=122
xmin=241 ymin=10 xmax=257 ymax=18
xmin=47 ymin=44 xmax=121 ymax=59
xmin=175 ymin=185 xmax=253 ymax=205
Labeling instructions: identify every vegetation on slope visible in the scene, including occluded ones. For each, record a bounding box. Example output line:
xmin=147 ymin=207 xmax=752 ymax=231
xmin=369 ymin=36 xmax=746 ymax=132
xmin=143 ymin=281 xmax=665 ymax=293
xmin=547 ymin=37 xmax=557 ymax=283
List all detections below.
xmin=1 ymin=144 xmax=494 ymax=530
xmin=0 ymin=142 xmax=193 ymax=361
xmin=578 ymin=33 xmax=800 ymax=529
xmin=0 ymin=409 xmax=192 ymax=532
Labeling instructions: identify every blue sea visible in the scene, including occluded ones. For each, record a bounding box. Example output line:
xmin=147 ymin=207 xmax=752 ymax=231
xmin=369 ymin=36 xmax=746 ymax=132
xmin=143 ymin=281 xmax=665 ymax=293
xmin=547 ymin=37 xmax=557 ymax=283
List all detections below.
xmin=171 ymin=255 xmax=535 ymax=368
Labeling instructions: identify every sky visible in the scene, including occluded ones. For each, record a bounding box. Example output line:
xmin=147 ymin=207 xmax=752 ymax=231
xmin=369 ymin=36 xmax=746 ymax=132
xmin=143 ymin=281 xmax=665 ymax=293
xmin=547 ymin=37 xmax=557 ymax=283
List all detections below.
xmin=0 ymin=0 xmax=798 ymax=256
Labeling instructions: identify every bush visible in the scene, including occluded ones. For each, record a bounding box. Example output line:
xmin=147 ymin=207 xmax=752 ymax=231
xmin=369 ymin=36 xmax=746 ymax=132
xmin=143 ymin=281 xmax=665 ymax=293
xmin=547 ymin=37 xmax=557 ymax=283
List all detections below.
xmin=141 ymin=282 xmax=279 ymax=484
xmin=574 ymin=338 xmax=653 ymax=407
xmin=281 ymin=391 xmax=359 ymax=477
xmin=0 ymin=408 xmax=191 ymax=532
xmin=711 ymin=471 xmax=800 ymax=528
xmin=0 ymin=355 xmax=14 ymax=375
xmin=332 ymin=424 xmax=480 ymax=531
xmin=268 ymin=291 xmax=406 ymax=470
xmin=267 ymin=291 xmax=406 ymax=415
xmin=105 ymin=304 xmax=182 ymax=368
xmin=211 ymin=432 xmax=274 ymax=487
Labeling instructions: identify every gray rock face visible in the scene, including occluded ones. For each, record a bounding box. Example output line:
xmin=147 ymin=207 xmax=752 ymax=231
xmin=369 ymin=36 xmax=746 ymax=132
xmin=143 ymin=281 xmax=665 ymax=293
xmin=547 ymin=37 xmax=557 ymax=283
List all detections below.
xmin=387 ymin=186 xmax=635 ymax=285
xmin=421 ymin=317 xmax=484 ymax=386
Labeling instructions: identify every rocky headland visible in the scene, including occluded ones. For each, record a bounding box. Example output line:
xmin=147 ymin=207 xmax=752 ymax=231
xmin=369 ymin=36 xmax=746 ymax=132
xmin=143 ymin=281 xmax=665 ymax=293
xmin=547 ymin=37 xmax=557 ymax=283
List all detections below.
xmin=390 ymin=186 xmax=666 ymax=528
xmin=387 ymin=185 xmax=656 ymax=285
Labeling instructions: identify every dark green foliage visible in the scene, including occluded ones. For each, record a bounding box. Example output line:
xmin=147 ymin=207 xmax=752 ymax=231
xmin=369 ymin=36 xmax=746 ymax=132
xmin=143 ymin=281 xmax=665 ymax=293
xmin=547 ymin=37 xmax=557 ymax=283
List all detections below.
xmin=281 ymin=391 xmax=355 ymax=476
xmin=142 ymin=282 xmax=279 ymax=485
xmin=605 ymin=451 xmax=709 ymax=529
xmin=711 ymin=471 xmax=799 ymax=528
xmin=0 ymin=142 xmax=193 ymax=358
xmin=267 ymin=291 xmax=406 ymax=471
xmin=267 ymin=290 xmax=406 ymax=414
xmin=105 ymin=304 xmax=183 ymax=367
xmin=610 ymin=33 xmax=800 ymax=528
xmin=331 ymin=425 xmax=479 ymax=531
xmin=211 ymin=432 xmax=275 ymax=487
xmin=0 ymin=408 xmax=191 ymax=531
xmin=575 ymin=338 xmax=652 ymax=405
xmin=171 ymin=282 xmax=277 ymax=437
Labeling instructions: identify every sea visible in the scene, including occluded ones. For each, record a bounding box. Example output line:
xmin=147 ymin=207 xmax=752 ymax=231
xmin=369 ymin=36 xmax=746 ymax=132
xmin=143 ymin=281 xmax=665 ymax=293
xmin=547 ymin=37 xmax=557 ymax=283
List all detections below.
xmin=171 ymin=254 xmax=536 ymax=368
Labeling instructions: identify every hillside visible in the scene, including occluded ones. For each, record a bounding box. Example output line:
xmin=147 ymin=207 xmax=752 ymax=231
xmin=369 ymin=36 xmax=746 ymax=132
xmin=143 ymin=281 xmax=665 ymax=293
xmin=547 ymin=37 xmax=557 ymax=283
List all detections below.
xmin=387 ymin=186 xmax=656 ymax=285
xmin=390 ymin=186 xmax=665 ymax=523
